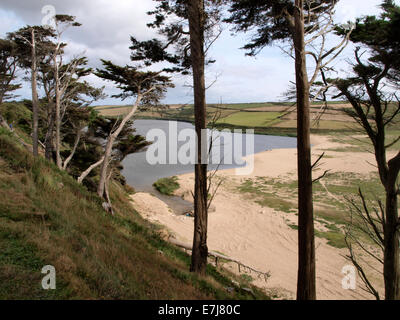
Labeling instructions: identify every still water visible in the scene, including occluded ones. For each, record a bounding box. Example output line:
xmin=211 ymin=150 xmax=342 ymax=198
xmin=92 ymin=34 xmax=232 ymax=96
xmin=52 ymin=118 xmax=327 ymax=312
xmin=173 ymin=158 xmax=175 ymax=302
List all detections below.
xmin=122 ymin=119 xmax=297 ymax=191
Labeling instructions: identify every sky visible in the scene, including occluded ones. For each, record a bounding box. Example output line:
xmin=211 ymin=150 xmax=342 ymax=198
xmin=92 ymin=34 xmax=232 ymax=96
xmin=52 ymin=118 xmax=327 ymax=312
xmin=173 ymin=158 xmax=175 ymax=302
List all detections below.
xmin=0 ymin=0 xmax=397 ymax=105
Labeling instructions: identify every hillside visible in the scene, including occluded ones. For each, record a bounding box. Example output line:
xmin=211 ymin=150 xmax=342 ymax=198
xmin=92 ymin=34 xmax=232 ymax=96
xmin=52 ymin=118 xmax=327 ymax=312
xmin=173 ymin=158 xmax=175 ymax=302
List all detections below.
xmin=0 ymin=108 xmax=266 ymax=299
xmin=94 ymin=101 xmax=358 ymax=137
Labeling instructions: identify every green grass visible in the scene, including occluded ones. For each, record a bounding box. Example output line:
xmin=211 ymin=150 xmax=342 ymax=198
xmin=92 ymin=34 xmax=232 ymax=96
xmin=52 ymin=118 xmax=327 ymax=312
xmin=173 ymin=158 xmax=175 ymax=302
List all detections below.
xmin=313 ymin=172 xmax=385 ymax=211
xmin=327 ymin=129 xmax=400 ymax=153
xmin=0 ymin=102 xmax=32 ymax=130
xmin=314 ymin=230 xmax=346 ymax=248
xmin=212 ymin=102 xmax=286 ymax=110
xmin=153 ymin=176 xmax=180 ymax=196
xmin=287 ymin=224 xmax=346 ymax=248
xmin=0 ymin=227 xmax=72 ymax=299
xmin=237 ymin=179 xmax=295 ymax=214
xmin=211 ymin=122 xmax=298 ymax=137
xmin=236 ymin=172 xmax=386 ymax=249
xmin=0 ymin=127 xmax=12 ymax=137
xmin=273 ymin=119 xmax=358 ymax=131
xmin=217 ymin=112 xmax=283 ymax=127
xmin=240 ymin=274 xmax=254 ymax=284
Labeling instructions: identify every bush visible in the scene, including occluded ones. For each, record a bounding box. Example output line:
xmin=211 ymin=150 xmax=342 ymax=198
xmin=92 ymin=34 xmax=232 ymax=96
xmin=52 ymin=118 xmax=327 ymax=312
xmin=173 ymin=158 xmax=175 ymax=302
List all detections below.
xmin=153 ymin=176 xmax=180 ymax=196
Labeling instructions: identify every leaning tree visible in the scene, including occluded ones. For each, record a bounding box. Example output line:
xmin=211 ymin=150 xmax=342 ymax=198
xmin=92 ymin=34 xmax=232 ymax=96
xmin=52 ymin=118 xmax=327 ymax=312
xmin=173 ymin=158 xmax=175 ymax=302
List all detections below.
xmin=94 ymin=60 xmax=173 ymax=204
xmin=332 ymin=0 xmax=400 ymax=300
xmin=50 ymin=15 xmax=83 ymax=169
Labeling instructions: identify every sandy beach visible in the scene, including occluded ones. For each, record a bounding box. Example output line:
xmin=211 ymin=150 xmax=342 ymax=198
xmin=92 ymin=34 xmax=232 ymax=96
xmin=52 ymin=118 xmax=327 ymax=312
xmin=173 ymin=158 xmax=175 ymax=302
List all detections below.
xmin=130 ymin=134 xmax=387 ymax=300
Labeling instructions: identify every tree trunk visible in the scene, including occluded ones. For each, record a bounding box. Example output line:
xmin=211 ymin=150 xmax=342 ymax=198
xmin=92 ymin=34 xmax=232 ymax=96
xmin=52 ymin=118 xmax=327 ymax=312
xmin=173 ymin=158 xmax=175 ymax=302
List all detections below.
xmin=78 ymin=156 xmax=104 ymax=184
xmin=293 ymin=0 xmax=316 ymax=300
xmin=384 ymin=152 xmax=400 ymax=300
xmin=97 ymin=134 xmax=115 ymax=198
xmin=54 ymin=55 xmax=62 ymax=169
xmin=62 ymin=129 xmax=82 ymax=170
xmin=187 ymin=0 xmax=209 ymax=275
xmin=104 ymin=168 xmax=114 ymax=216
xmin=31 ymin=29 xmax=39 ymax=158
xmin=97 ymin=102 xmax=140 ymax=198
xmin=44 ymin=104 xmax=55 ymax=161
xmin=384 ymin=190 xmax=400 ymax=300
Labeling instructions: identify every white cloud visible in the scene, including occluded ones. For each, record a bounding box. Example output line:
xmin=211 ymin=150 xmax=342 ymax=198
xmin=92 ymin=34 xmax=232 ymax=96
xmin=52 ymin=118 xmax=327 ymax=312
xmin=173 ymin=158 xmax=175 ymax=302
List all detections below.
xmin=1 ymin=0 xmax=398 ymax=104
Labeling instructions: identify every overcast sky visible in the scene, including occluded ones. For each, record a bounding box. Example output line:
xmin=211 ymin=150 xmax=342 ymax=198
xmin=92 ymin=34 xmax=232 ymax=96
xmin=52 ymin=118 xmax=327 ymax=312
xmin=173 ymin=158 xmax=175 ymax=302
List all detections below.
xmin=0 ymin=0 xmax=397 ymax=105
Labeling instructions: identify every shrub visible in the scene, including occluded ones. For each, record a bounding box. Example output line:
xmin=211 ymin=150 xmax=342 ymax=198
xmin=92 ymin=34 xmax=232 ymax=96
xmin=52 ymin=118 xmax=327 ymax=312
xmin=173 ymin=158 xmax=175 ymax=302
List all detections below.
xmin=153 ymin=176 xmax=180 ymax=196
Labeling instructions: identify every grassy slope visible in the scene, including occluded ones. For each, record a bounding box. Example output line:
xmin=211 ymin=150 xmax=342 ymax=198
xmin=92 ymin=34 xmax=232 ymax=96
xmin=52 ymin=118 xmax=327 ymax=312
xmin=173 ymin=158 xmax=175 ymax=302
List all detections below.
xmin=0 ymin=128 xmax=267 ymax=300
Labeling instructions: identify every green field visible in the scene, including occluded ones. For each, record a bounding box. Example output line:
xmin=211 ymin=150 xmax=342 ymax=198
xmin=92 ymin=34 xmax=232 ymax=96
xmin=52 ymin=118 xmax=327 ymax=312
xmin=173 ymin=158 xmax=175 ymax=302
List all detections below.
xmin=216 ymin=111 xmax=283 ymax=127
xmin=212 ymin=102 xmax=290 ymax=109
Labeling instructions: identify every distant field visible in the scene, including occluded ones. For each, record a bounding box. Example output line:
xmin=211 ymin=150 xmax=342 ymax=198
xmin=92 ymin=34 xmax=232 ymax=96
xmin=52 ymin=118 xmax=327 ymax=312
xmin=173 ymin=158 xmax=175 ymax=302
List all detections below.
xmin=212 ymin=102 xmax=290 ymax=110
xmin=94 ymin=105 xmax=129 ymax=110
xmin=93 ymin=105 xmax=132 ymax=117
xmin=272 ymin=120 xmax=359 ymax=130
xmin=217 ymin=111 xmax=283 ymax=127
xmin=93 ymin=101 xmax=364 ymax=136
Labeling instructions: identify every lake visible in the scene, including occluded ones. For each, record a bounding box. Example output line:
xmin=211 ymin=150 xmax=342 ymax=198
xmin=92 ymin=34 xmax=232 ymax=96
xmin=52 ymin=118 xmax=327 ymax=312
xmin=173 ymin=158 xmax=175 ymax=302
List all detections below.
xmin=122 ymin=119 xmax=297 ymax=191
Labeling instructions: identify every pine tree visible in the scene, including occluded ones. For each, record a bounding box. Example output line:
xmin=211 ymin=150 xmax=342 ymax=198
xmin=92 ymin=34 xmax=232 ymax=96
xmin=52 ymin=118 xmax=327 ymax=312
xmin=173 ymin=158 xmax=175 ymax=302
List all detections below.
xmin=0 ymin=38 xmax=21 ymax=128
xmin=9 ymin=26 xmax=55 ymax=157
xmin=130 ymin=0 xmax=223 ymax=274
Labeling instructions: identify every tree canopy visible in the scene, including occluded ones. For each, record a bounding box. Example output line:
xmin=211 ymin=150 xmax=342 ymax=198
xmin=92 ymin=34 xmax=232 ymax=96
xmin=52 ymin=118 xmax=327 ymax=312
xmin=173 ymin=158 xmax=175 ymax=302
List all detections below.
xmin=225 ymin=0 xmax=338 ymax=55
